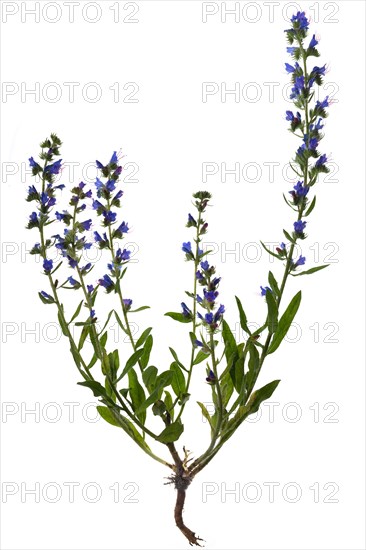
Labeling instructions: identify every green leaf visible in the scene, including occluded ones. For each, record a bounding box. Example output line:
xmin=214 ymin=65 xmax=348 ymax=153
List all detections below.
xmin=169 ymin=348 xmax=188 ymax=372
xmin=89 ymin=327 xmax=102 ymax=359
xmin=136 ymin=327 xmax=153 ymax=349
xmin=192 ymin=350 xmax=209 ymax=366
xmin=38 ymin=291 xmax=55 ymax=305
xmin=235 ymin=296 xmax=251 ymax=335
xmin=118 ymin=348 xmax=144 ymax=380
xmin=100 ymin=331 xmax=108 ymax=348
xmin=157 ymin=421 xmax=184 ymax=443
xmin=129 ymin=306 xmax=150 ymax=313
xmin=260 ymin=241 xmax=281 ymax=260
xmin=197 ymin=401 xmax=214 ymax=430
xmin=135 ymin=370 xmax=173 ymax=414
xmin=245 ymin=379 xmax=281 ymax=416
xmin=142 ymin=365 xmax=158 ymax=393
xmin=267 ymin=291 xmax=301 ymax=354
xmin=304 ymin=195 xmax=316 ymax=216
xmin=69 ymin=300 xmax=84 ymax=323
xmin=140 ymin=335 xmax=153 ymax=369
xmin=265 ymin=289 xmax=278 ymax=335
xmin=283 ymin=193 xmax=297 ymax=211
xmin=245 ymin=342 xmax=260 ymax=395
xmin=221 ymin=380 xmax=280 ymax=443
xmin=164 ymin=390 xmax=174 ymax=420
xmin=283 ymin=229 xmax=296 ymax=244
xmin=97 ymin=406 xmax=152 ymax=453
xmin=78 ymin=380 xmax=107 ymax=398
xmin=78 ymin=324 xmax=89 ymax=351
xmin=220 ymin=372 xmax=234 ymax=408
xmin=128 ymin=369 xmax=146 ymax=425
xmin=170 ymin=362 xmax=186 ymax=397
xmin=58 ymin=310 xmax=69 ymax=337
xmin=164 ymin=312 xmax=191 ymax=323
xmin=291 ymin=265 xmax=329 ymax=277
xmin=268 ymin=272 xmax=280 ymax=297
xmin=222 ymin=320 xmax=238 ymax=363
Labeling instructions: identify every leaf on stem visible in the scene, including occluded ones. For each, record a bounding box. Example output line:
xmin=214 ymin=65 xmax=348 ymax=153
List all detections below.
xmin=267 ymin=291 xmax=302 ymax=354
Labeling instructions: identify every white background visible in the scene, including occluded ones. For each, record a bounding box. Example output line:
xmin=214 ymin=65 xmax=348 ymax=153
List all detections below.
xmin=1 ymin=1 xmax=365 ymax=549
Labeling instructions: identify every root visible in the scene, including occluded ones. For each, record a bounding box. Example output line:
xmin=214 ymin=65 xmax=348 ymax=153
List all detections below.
xmin=170 ymin=474 xmax=204 ymax=547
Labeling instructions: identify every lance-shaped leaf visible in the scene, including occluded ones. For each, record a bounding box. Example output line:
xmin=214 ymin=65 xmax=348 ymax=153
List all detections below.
xmin=267 ymin=291 xmax=301 ymax=354
xmin=142 ymin=365 xmax=158 ymax=393
xmin=221 ymin=380 xmax=280 ymax=444
xmin=58 ymin=310 xmax=69 ymax=337
xmin=78 ymin=380 xmax=108 ymax=398
xmin=304 ymin=195 xmax=316 ymax=216
xmin=192 ymin=350 xmax=209 ymax=366
xmin=197 ymin=402 xmax=214 ymax=430
xmin=69 ymin=300 xmax=84 ymax=323
xmin=135 ymin=370 xmax=173 ymax=415
xmin=97 ymin=406 xmax=152 ymax=454
xmin=268 ymin=271 xmax=280 ymax=297
xmin=38 ymin=291 xmax=55 ymax=305
xmin=222 ymin=320 xmax=238 ymax=363
xmin=235 ymin=296 xmax=251 ymax=335
xmin=291 ymin=265 xmax=329 ymax=277
xmin=265 ymin=289 xmax=278 ymax=335
xmin=260 ymin=241 xmax=281 ymax=259
xmin=140 ymin=335 xmax=153 ymax=369
xmin=118 ymin=348 xmax=144 ymax=380
xmin=157 ymin=421 xmax=184 ymax=443
xmin=283 ymin=229 xmax=296 ymax=244
xmin=170 ymin=362 xmax=186 ymax=397
xmin=164 ymin=312 xmax=191 ymax=323
xmin=135 ymin=327 xmax=152 ymax=349
xmin=128 ymin=369 xmax=147 ymax=425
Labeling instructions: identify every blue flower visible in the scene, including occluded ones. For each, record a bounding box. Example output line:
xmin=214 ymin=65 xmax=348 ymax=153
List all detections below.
xmin=123 ymin=299 xmax=133 ymax=310
xmin=214 ymin=304 xmax=225 ymax=322
xmin=110 ymin=151 xmax=118 ymax=164
xmin=80 ymin=219 xmax=92 ymax=231
xmin=27 ymin=185 xmax=39 ymax=200
xmin=68 ymin=276 xmax=78 ymax=286
xmin=311 ymin=65 xmax=326 ymax=77
xmin=308 ymin=137 xmax=319 ymax=150
xmin=196 ymin=270 xmax=204 ymax=281
xmin=309 ymin=34 xmax=318 ymax=48
xmin=316 ymin=154 xmax=327 ymax=168
xmin=291 ymin=11 xmax=309 ymax=30
xmin=98 ymin=274 xmax=114 ymax=290
xmin=102 ymin=210 xmax=117 ymax=225
xmin=285 ymin=63 xmax=296 ymax=73
xmin=43 ymin=259 xmax=53 ymax=273
xmin=45 ymin=159 xmax=62 ymax=175
xmin=203 ymin=313 xmax=213 ymax=324
xmin=287 ymin=46 xmax=297 ymax=55
xmin=206 ymin=370 xmax=216 ymax=384
xmin=29 ymin=157 xmax=39 ymax=169
xmin=196 ymin=294 xmax=203 ymax=304
xmin=293 ymin=181 xmax=309 ymax=197
xmin=316 ymin=96 xmax=329 ymax=110
xmin=40 ymin=290 xmax=53 ymax=300
xmin=87 ymin=284 xmax=94 ymax=293
xmin=114 ymin=190 xmax=123 ymax=200
xmin=95 ymin=178 xmax=104 ymax=196
xmin=117 ymin=221 xmax=129 ymax=233
xmin=200 ymin=260 xmax=209 ymax=271
xmin=90 ymin=309 xmax=96 ymax=319
xmin=81 ymin=263 xmax=92 ymax=274
xmin=182 ymin=242 xmax=192 ymax=254
xmin=92 ymin=199 xmax=103 ymax=210
xmin=260 ymin=286 xmax=271 ymax=296
xmin=203 ymin=289 xmax=218 ymax=303
xmin=195 ymin=339 xmax=204 ymax=347
xmin=181 ymin=302 xmax=192 ymax=318
xmin=294 ymin=220 xmax=307 ymax=235
xmin=96 ymin=160 xmax=104 ymax=170
xmin=292 ymin=255 xmax=306 ymax=269
xmin=116 ymin=248 xmax=131 ymax=262
xmin=67 ymin=255 xmax=78 ymax=268
xmin=290 ymin=76 xmax=305 ymax=99
xmin=105 ymin=180 xmax=116 ymax=193
xmin=187 ymin=213 xmax=196 ymax=226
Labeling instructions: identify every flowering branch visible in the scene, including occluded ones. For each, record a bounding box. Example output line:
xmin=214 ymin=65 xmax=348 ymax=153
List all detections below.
xmin=25 ymin=11 xmax=331 ymax=548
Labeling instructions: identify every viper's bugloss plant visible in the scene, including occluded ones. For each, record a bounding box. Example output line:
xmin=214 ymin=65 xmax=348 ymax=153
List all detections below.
xmin=25 ymin=12 xmax=331 ymax=547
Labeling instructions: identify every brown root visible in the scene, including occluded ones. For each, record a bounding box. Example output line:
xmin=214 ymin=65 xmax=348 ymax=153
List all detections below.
xmin=174 ymin=484 xmax=204 ymax=547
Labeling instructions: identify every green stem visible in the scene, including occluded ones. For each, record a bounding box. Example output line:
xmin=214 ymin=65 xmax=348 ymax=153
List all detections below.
xmin=176 ymin=213 xmax=202 ymax=422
